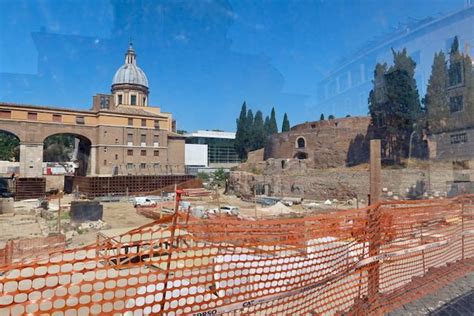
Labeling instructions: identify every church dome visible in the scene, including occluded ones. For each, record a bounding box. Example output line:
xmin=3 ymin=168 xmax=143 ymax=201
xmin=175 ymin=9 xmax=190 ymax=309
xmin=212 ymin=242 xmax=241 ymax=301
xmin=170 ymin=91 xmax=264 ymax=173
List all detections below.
xmin=112 ymin=43 xmax=149 ymax=88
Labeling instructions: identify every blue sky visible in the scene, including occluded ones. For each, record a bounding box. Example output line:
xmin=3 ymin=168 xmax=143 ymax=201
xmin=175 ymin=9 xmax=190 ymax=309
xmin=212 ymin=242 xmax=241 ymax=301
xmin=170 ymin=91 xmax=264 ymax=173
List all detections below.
xmin=0 ymin=0 xmax=466 ymax=131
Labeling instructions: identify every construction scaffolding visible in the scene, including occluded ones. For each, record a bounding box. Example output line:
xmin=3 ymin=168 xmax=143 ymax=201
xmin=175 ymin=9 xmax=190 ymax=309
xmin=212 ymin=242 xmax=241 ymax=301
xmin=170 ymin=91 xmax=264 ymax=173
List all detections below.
xmin=0 ymin=194 xmax=473 ymax=315
xmin=65 ymin=175 xmax=196 ymax=199
xmin=13 ymin=177 xmax=46 ymax=201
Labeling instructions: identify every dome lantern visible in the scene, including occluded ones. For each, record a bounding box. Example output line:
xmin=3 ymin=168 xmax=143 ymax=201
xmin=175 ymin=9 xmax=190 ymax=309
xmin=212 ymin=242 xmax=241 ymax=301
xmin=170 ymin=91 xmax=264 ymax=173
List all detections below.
xmin=111 ymin=43 xmax=149 ymax=107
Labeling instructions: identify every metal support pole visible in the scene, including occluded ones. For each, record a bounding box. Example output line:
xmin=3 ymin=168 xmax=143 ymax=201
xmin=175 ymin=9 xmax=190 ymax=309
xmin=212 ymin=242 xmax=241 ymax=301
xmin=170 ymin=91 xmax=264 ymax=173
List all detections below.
xmin=160 ymin=184 xmax=180 ymax=313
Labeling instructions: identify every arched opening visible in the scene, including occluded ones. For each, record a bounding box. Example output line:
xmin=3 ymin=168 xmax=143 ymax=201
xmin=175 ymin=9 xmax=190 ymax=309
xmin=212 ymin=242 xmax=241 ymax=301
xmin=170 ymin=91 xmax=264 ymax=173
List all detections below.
xmin=294 ymin=152 xmax=308 ymax=160
xmin=296 ymin=137 xmax=306 ymax=148
xmin=0 ymin=130 xmax=20 ymax=176
xmin=43 ymin=133 xmax=91 ymax=176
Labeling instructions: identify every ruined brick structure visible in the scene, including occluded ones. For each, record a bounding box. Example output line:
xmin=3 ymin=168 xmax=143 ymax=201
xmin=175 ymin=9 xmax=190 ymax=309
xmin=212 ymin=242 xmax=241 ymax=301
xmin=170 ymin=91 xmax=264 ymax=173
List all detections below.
xmin=264 ymin=116 xmax=371 ymax=168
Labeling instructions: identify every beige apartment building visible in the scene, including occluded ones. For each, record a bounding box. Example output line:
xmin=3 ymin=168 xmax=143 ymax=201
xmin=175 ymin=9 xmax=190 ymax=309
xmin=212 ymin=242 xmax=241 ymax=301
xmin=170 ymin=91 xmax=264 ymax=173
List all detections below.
xmin=0 ymin=44 xmax=185 ymax=177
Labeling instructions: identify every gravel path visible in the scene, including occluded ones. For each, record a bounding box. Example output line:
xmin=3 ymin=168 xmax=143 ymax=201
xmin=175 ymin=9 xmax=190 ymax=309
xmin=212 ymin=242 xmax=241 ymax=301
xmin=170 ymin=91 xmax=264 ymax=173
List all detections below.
xmin=388 ymin=271 xmax=474 ymax=315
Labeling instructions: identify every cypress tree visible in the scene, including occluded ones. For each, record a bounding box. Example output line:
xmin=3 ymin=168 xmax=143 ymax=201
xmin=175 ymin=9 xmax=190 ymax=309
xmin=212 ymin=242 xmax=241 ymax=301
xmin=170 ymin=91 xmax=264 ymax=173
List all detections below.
xmin=253 ymin=111 xmax=266 ymax=149
xmin=264 ymin=115 xmax=270 ymax=135
xmin=368 ymin=62 xmax=389 ymax=157
xmin=448 ymin=36 xmax=463 ymax=87
xmin=235 ymin=102 xmax=249 ymax=159
xmin=424 ymin=51 xmax=448 ymax=133
xmin=281 ymin=113 xmax=290 ymax=132
xmin=320 ymin=113 xmax=325 ymax=121
xmin=246 ymin=109 xmax=254 ymax=152
xmin=386 ymin=48 xmax=421 ymax=162
xmin=269 ymin=107 xmax=278 ymax=134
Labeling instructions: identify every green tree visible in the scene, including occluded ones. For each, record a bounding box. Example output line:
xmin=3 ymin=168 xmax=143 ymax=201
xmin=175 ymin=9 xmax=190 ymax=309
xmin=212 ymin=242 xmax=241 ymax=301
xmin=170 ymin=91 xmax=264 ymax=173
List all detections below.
xmin=235 ymin=102 xmax=250 ymax=159
xmin=424 ymin=51 xmax=448 ymax=133
xmin=252 ymin=110 xmax=266 ymax=149
xmin=268 ymin=107 xmax=278 ymax=134
xmin=328 ymin=115 xmax=335 ymax=120
xmin=281 ymin=113 xmax=290 ymax=132
xmin=211 ymin=168 xmax=227 ymax=188
xmin=320 ymin=113 xmax=325 ymax=120
xmin=368 ymin=62 xmax=389 ymax=156
xmin=368 ymin=49 xmax=422 ymax=163
xmin=0 ymin=131 xmax=20 ymax=161
xmin=448 ymin=36 xmax=463 ymax=87
xmin=43 ymin=135 xmax=75 ymax=162
xmin=264 ymin=115 xmax=270 ymax=135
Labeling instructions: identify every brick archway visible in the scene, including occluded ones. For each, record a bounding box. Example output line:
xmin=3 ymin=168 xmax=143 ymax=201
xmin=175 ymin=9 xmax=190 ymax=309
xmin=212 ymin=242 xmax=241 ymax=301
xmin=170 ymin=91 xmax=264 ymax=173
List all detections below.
xmin=43 ymin=133 xmax=93 ymax=176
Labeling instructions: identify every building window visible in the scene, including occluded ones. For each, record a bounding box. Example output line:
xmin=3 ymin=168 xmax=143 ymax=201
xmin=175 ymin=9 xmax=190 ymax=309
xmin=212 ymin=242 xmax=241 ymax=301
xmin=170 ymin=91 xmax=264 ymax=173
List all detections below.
xmin=118 ymin=94 xmax=123 ymax=105
xmin=131 ymin=95 xmax=137 ymax=105
xmin=127 ymin=133 xmax=133 ymax=144
xmin=76 ymin=116 xmax=85 ymax=124
xmin=104 ymin=147 xmax=107 ymax=153
xmin=450 ymin=133 xmax=468 ymax=144
xmin=52 ymin=114 xmax=62 ymax=122
xmin=128 ymin=118 xmax=133 ymax=126
xmin=154 ymin=150 xmax=159 ymax=157
xmin=140 ymin=163 xmax=146 ymax=169
xmin=143 ymin=97 xmax=146 ymax=105
xmin=141 ymin=150 xmax=146 ymax=156
xmin=296 ymin=137 xmax=305 ymax=148
xmin=115 ymin=154 xmax=118 ymax=160
xmin=154 ymin=120 xmax=160 ymax=129
xmin=103 ymin=160 xmax=107 ymax=166
xmin=28 ymin=112 xmax=38 ymax=120
xmin=104 ymin=130 xmax=107 ymax=137
xmin=127 ymin=149 xmax=133 ymax=156
xmin=127 ymin=163 xmax=133 ymax=169
xmin=140 ymin=134 xmax=146 ymax=144
xmin=449 ymin=96 xmax=463 ymax=113
xmin=115 ymin=138 xmax=119 ymax=144
xmin=100 ymin=96 xmax=110 ymax=109
xmin=141 ymin=119 xmax=146 ymax=127
xmin=0 ymin=110 xmax=11 ymax=119
xmin=449 ymin=61 xmax=463 ymax=87
xmin=153 ymin=134 xmax=159 ymax=145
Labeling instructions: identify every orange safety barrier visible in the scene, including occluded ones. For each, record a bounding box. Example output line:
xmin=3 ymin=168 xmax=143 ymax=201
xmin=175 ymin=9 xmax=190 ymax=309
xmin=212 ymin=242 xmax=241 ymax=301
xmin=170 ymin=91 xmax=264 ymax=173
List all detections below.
xmin=0 ymin=194 xmax=473 ymax=315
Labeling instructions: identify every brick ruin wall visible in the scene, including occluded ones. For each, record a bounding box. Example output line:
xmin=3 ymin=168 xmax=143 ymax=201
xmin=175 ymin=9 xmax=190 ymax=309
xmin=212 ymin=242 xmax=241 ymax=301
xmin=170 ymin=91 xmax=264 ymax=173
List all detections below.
xmin=264 ymin=117 xmax=371 ymax=168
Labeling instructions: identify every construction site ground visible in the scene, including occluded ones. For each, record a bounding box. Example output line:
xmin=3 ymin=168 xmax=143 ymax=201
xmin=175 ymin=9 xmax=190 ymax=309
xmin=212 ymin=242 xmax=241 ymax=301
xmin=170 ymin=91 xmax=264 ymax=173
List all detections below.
xmin=1 ymin=190 xmax=354 ymax=250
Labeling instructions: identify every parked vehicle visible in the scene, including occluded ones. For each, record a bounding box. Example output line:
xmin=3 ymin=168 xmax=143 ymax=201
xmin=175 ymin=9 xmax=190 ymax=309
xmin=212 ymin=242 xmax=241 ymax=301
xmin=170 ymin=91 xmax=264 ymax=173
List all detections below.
xmin=220 ymin=205 xmax=239 ymax=215
xmin=133 ymin=197 xmax=157 ymax=208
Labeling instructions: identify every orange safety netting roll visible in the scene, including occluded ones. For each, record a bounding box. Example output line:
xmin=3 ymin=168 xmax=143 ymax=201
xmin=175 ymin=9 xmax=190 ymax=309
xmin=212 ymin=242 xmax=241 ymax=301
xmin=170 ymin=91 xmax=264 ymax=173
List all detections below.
xmin=0 ymin=195 xmax=473 ymax=315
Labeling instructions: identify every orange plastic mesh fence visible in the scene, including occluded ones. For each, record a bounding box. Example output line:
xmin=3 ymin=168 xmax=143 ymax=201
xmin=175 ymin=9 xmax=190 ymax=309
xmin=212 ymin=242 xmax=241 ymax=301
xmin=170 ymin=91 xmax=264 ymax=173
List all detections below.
xmin=0 ymin=195 xmax=473 ymax=315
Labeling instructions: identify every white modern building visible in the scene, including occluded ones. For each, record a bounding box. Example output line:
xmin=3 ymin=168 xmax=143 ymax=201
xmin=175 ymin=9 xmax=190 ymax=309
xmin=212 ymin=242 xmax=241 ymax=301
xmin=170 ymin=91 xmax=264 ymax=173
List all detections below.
xmin=184 ymin=130 xmax=240 ymax=174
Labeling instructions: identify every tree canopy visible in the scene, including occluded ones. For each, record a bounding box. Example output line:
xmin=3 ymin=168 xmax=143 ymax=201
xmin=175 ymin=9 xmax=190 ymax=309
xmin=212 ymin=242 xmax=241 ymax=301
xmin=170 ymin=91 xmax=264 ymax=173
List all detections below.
xmin=368 ymin=48 xmax=423 ymax=163
xmin=0 ymin=131 xmax=19 ymax=162
xmin=234 ymin=103 xmax=282 ymax=159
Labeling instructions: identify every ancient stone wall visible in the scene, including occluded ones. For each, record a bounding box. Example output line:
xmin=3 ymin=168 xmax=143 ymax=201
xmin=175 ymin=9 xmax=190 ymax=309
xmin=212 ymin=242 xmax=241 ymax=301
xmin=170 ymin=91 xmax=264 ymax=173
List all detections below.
xmin=229 ymin=159 xmax=474 ymax=201
xmin=264 ymin=117 xmax=371 ymax=168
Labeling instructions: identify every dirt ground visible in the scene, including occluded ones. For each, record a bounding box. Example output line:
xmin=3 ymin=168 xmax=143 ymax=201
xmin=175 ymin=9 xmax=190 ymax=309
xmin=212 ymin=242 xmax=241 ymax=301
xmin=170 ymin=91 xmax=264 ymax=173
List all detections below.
xmin=68 ymin=201 xmax=154 ymax=248
xmin=1 ymin=191 xmax=356 ymax=251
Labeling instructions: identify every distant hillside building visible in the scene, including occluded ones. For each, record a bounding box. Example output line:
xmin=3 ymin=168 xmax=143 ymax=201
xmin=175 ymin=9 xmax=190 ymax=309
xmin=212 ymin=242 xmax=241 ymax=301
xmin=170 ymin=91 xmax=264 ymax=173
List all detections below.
xmin=0 ymin=44 xmax=185 ymax=177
